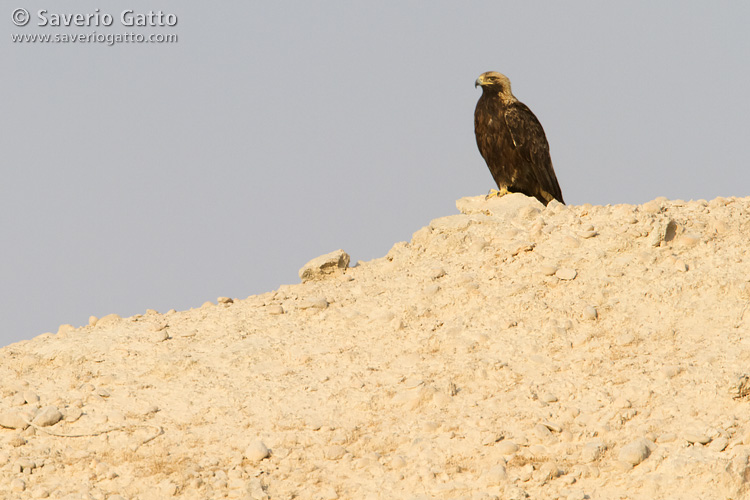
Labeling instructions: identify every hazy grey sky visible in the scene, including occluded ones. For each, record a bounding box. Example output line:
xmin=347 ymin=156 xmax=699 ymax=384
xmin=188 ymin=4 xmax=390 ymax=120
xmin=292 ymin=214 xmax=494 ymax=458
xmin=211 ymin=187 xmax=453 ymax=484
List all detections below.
xmin=3 ymin=2 xmax=749 ymax=347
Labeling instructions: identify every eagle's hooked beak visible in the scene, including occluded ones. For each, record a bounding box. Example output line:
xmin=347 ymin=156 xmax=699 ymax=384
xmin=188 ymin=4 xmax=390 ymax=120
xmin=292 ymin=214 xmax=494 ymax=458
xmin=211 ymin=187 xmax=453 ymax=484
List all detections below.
xmin=475 ymin=78 xmax=482 ymax=88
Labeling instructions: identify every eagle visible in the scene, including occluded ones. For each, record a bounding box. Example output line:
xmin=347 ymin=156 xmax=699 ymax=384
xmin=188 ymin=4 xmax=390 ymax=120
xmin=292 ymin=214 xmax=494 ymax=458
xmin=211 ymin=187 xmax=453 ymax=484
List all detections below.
xmin=474 ymin=71 xmax=564 ymax=205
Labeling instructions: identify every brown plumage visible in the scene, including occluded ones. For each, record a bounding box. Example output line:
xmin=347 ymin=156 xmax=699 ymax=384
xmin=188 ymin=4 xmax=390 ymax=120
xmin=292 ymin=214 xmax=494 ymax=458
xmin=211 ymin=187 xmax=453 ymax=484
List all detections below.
xmin=474 ymin=71 xmax=564 ymax=205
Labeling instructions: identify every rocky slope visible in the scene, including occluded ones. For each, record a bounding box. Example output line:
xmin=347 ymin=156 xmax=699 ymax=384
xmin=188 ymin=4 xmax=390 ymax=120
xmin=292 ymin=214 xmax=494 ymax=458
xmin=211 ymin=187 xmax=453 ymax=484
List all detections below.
xmin=1 ymin=193 xmax=749 ymax=500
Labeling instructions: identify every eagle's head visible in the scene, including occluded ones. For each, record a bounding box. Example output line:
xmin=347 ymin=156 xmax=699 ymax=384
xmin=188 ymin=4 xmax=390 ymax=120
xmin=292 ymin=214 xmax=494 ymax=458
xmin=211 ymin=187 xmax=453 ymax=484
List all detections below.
xmin=475 ymin=71 xmax=515 ymax=102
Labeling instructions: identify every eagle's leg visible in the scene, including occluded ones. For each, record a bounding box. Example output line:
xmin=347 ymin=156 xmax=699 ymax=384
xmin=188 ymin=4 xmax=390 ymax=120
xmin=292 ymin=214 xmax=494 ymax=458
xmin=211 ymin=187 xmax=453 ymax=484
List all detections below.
xmin=485 ymin=187 xmax=511 ymax=200
xmin=539 ymin=189 xmax=557 ymax=205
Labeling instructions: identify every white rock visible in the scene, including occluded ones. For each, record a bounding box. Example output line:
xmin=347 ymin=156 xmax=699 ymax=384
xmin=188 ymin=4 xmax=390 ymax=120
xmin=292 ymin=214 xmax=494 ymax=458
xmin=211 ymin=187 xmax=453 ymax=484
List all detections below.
xmin=10 ymin=478 xmax=25 ymax=492
xmin=31 ymin=487 xmax=50 ymax=498
xmin=556 ymin=268 xmax=578 ymax=280
xmin=267 ymin=304 xmax=284 ymax=315
xmin=684 ymin=432 xmax=711 ymax=445
xmin=496 ymin=440 xmax=519 ymax=455
xmin=658 ymin=433 xmax=677 ymax=443
xmin=618 ymin=438 xmax=653 ymax=465
xmin=486 ymin=464 xmax=508 ymax=485
xmin=582 ymin=441 xmax=606 ymax=463
xmin=583 ymin=305 xmax=598 ymax=320
xmin=540 ymin=393 xmax=559 ymax=403
xmin=709 ymin=436 xmax=729 ymax=452
xmin=299 ymin=297 xmax=329 ymax=310
xmin=0 ymin=410 xmax=30 ymax=430
xmin=540 ymin=265 xmax=558 ymax=276
xmin=299 ymin=250 xmax=350 ymax=283
xmin=152 ymin=330 xmax=169 ymax=342
xmin=10 ymin=392 xmax=26 ymax=406
xmin=23 ymin=391 xmax=40 ymax=405
xmin=541 ymin=420 xmax=562 ymax=432
xmin=32 ymin=406 xmax=63 ymax=427
xmin=245 ymin=440 xmax=270 ymax=463
xmin=325 ymin=445 xmax=347 ymax=460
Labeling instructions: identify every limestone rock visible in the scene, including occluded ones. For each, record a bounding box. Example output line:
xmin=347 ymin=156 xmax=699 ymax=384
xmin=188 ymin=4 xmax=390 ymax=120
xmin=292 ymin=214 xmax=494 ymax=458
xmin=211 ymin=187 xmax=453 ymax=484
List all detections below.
xmin=299 ymin=250 xmax=351 ymax=283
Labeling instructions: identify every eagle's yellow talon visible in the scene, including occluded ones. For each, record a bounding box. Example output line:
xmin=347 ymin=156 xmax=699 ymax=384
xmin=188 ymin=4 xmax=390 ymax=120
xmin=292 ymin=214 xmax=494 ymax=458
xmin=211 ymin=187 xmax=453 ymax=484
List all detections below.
xmin=485 ymin=187 xmax=510 ymax=200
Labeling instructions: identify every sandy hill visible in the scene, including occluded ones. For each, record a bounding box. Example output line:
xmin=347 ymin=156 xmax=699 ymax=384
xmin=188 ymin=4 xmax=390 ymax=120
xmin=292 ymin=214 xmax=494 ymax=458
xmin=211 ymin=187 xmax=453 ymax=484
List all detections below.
xmin=1 ymin=193 xmax=750 ymax=500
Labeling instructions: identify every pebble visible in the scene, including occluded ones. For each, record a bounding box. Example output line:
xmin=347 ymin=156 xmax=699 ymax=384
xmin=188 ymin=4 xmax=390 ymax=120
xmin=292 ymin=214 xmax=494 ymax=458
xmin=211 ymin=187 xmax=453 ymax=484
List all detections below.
xmin=658 ymin=433 xmax=677 ymax=443
xmin=496 ymin=440 xmax=519 ymax=455
xmin=709 ymin=436 xmax=729 ymax=452
xmin=618 ymin=438 xmax=653 ymax=465
xmin=325 ymin=445 xmax=347 ymax=460
xmin=88 ymin=315 xmax=99 ymax=326
xmin=534 ymin=423 xmax=553 ymax=439
xmin=10 ymin=393 xmax=26 ymax=406
xmin=16 ymin=458 xmax=36 ymax=472
xmin=11 ymin=478 xmax=25 ymax=492
xmin=641 ymin=199 xmax=664 ymax=214
xmin=540 ymin=393 xmax=559 ymax=404
xmin=517 ymin=464 xmax=534 ymax=482
xmin=298 ymin=250 xmax=351 ymax=283
xmin=537 ymin=462 xmax=561 ymax=480
xmin=217 ymin=297 xmax=234 ymax=304
xmin=540 ymin=265 xmax=558 ymax=276
xmin=684 ymin=432 xmax=711 ymax=445
xmin=299 ymin=297 xmax=329 ymax=310
xmin=23 ymin=391 xmax=40 ymax=405
xmin=582 ymin=441 xmax=606 ymax=463
xmin=583 ymin=305 xmax=598 ymax=320
xmin=556 ymin=268 xmax=577 ymax=280
xmin=245 ymin=440 xmax=270 ymax=463
xmin=7 ymin=434 xmax=26 ymax=447
xmin=32 ymin=406 xmax=63 ymax=427
xmin=541 ymin=421 xmax=562 ymax=432
xmin=57 ymin=324 xmax=76 ymax=336
xmin=579 ymin=229 xmax=598 ymax=239
xmin=267 ymin=304 xmax=284 ymax=315
xmin=152 ymin=330 xmax=169 ymax=342
xmin=96 ymin=313 xmax=122 ymax=327
xmin=486 ymin=464 xmax=508 ymax=485
xmin=0 ymin=410 xmax=30 ymax=430
xmin=32 ymin=488 xmax=50 ymax=498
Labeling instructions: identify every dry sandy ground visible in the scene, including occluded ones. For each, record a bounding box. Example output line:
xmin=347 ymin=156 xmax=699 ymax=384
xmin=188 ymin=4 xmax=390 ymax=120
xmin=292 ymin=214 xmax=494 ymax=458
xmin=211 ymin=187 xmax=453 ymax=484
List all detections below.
xmin=2 ymin=193 xmax=750 ymax=500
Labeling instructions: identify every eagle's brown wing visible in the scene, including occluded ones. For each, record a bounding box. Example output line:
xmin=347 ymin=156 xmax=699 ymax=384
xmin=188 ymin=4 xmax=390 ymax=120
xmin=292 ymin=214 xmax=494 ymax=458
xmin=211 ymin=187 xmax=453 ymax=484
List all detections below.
xmin=504 ymin=103 xmax=564 ymax=204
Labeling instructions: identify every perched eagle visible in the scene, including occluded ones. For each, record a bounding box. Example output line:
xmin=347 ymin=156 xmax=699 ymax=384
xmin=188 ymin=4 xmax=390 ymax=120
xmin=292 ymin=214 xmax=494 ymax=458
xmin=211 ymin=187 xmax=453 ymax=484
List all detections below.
xmin=474 ymin=71 xmax=564 ymax=205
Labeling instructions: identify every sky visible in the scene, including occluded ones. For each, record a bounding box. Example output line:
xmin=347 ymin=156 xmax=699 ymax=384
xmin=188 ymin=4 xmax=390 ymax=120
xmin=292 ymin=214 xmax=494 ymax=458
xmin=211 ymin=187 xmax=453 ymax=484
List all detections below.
xmin=2 ymin=2 xmax=749 ymax=347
